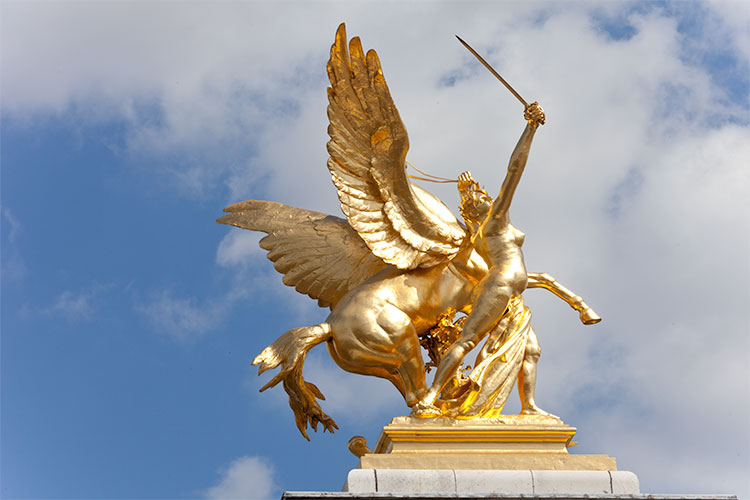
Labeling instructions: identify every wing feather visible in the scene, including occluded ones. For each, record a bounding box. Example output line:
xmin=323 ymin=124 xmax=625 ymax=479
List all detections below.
xmin=217 ymin=200 xmax=388 ymax=308
xmin=326 ymin=24 xmax=467 ymax=270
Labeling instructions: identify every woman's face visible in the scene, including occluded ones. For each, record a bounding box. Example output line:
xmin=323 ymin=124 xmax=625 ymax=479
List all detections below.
xmin=467 ymin=191 xmax=492 ymax=224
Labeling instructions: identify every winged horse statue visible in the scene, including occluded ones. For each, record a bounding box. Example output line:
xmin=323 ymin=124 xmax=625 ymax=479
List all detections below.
xmin=217 ymin=24 xmax=600 ymax=439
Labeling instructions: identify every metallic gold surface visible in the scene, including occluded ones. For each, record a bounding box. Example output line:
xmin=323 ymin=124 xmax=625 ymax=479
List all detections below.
xmin=373 ymin=415 xmax=575 ymax=454
xmin=347 ymin=436 xmax=372 ymax=458
xmin=359 ymin=416 xmax=617 ymax=470
xmin=217 ymin=23 xmax=601 ymax=439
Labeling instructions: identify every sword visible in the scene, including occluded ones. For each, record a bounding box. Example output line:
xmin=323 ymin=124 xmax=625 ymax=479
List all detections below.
xmin=455 ymin=35 xmax=528 ymax=108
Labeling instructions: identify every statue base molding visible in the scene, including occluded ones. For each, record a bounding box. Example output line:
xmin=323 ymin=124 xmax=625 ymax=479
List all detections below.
xmin=360 ymin=453 xmax=615 ymax=471
xmin=358 ymin=415 xmax=616 ymax=471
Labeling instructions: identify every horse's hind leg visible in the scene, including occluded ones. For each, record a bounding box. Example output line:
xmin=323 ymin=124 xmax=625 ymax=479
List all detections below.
xmin=395 ymin=330 xmax=427 ymax=406
xmin=328 ymin=305 xmax=427 ymax=407
xmin=252 ymin=322 xmax=337 ymax=439
xmin=325 ymin=340 xmax=407 ymax=398
xmin=376 ymin=305 xmax=427 ymax=406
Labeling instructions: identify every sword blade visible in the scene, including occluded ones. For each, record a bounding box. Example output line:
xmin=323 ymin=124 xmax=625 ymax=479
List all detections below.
xmin=455 ymin=35 xmax=528 ymax=108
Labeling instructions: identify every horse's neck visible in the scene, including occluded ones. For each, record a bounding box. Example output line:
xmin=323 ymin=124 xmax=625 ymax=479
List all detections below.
xmin=439 ymin=252 xmax=487 ymax=311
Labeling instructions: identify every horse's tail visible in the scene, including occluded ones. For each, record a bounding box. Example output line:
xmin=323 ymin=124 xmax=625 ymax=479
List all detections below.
xmin=252 ymin=322 xmax=337 ymax=440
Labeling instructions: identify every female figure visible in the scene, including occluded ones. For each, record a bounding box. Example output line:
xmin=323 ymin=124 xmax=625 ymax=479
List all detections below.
xmin=414 ymin=101 xmax=546 ymax=416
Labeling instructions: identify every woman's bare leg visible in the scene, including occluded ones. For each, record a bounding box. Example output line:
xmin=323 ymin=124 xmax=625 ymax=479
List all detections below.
xmin=416 ymin=277 xmax=514 ymax=411
xmin=518 ymin=327 xmax=555 ymax=416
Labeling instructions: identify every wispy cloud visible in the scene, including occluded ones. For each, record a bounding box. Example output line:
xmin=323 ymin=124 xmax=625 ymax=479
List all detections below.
xmin=203 ymin=455 xmax=276 ymax=500
xmin=215 ymin=230 xmax=264 ymax=269
xmin=37 ymin=284 xmax=112 ymax=322
xmin=2 ymin=208 xmax=21 ymax=243
xmin=135 ymin=289 xmax=240 ymax=343
xmin=1 ymin=207 xmax=26 ymax=282
xmin=43 ymin=290 xmax=94 ymax=320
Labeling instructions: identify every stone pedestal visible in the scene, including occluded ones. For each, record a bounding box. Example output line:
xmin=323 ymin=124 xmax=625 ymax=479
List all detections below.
xmin=347 ymin=415 xmax=632 ymax=495
xmin=280 ymin=415 xmax=737 ymax=499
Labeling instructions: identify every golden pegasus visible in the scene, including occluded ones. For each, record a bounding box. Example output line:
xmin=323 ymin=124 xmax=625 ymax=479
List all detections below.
xmin=217 ymin=24 xmax=600 ymax=439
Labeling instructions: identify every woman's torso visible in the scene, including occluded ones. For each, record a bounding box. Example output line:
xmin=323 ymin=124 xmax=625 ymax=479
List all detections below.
xmin=475 ymin=221 xmax=527 ymax=287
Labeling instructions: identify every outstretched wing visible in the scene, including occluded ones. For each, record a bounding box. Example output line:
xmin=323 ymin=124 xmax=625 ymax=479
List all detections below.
xmin=326 ymin=23 xmax=467 ymax=270
xmin=217 ymin=200 xmax=389 ymax=309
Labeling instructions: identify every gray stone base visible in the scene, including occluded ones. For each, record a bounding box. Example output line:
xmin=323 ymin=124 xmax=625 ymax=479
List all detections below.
xmin=282 ymin=469 xmax=737 ymax=500
xmin=281 ymin=468 xmax=736 ymax=499
xmin=343 ymin=469 xmax=639 ymax=495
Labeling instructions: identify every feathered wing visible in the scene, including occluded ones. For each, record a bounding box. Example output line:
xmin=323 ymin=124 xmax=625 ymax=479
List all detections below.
xmin=326 ymin=23 xmax=467 ymax=270
xmin=217 ymin=200 xmax=388 ymax=309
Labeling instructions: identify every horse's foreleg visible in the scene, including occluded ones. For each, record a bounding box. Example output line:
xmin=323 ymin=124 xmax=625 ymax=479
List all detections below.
xmin=526 ymin=272 xmax=601 ymax=325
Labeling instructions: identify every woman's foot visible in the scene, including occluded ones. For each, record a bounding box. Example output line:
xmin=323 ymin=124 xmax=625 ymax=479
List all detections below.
xmin=521 ymin=404 xmax=558 ymax=419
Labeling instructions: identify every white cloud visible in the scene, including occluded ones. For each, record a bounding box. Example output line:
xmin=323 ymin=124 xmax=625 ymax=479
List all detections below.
xmin=38 ymin=285 xmax=113 ymax=322
xmin=43 ymin=290 xmax=94 ymax=321
xmin=204 ymin=456 xmax=276 ymax=500
xmin=135 ymin=289 xmax=237 ymax=343
xmin=216 ymin=230 xmax=264 ymax=269
xmin=134 ymin=269 xmax=318 ymax=343
xmin=704 ymin=0 xmax=750 ymax=62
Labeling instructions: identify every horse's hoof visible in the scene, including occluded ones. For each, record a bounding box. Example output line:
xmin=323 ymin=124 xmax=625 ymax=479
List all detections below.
xmin=580 ymin=307 xmax=602 ymax=325
xmin=411 ymin=401 xmax=442 ymax=418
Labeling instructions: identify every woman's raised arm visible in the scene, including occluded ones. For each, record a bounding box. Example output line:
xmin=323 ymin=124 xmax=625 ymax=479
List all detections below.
xmin=488 ymin=102 xmax=545 ymax=222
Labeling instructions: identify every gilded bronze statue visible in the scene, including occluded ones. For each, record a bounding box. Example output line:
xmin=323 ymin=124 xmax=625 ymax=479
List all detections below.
xmin=218 ymin=24 xmax=600 ymax=439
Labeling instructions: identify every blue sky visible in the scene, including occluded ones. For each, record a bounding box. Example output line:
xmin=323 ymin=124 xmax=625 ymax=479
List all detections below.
xmin=2 ymin=2 xmax=748 ymax=499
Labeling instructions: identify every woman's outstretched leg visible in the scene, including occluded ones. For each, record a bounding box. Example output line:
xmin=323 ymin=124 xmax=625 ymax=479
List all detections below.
xmin=414 ymin=277 xmax=514 ymax=414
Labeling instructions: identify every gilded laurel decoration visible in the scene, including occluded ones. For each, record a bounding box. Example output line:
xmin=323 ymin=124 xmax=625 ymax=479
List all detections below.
xmin=420 ymin=309 xmax=466 ymax=372
xmin=217 ymin=24 xmax=601 ymax=439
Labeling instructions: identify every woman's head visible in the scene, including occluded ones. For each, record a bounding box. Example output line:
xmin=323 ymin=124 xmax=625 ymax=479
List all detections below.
xmin=458 ymin=172 xmax=491 ymax=227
